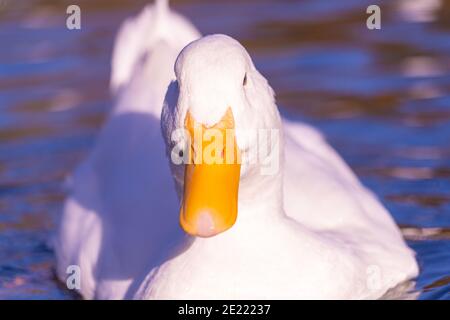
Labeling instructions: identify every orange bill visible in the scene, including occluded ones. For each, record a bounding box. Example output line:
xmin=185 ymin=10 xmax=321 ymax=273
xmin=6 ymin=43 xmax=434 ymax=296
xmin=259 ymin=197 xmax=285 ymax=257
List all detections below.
xmin=180 ymin=108 xmax=241 ymax=237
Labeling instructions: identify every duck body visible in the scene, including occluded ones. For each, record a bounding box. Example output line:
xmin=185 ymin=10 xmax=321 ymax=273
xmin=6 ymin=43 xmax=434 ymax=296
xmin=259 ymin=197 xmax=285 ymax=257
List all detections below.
xmin=135 ymin=122 xmax=418 ymax=299
xmin=135 ymin=34 xmax=418 ymax=300
xmin=135 ymin=215 xmax=370 ymax=299
xmin=54 ymin=1 xmax=200 ymax=299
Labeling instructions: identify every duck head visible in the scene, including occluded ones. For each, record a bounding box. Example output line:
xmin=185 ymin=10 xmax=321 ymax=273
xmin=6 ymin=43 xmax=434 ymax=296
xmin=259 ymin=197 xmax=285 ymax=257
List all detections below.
xmin=161 ymin=34 xmax=282 ymax=237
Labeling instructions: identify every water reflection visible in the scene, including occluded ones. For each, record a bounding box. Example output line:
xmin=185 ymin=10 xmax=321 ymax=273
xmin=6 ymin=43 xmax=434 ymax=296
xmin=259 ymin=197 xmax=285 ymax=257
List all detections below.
xmin=397 ymin=0 xmax=442 ymax=23
xmin=0 ymin=0 xmax=449 ymax=299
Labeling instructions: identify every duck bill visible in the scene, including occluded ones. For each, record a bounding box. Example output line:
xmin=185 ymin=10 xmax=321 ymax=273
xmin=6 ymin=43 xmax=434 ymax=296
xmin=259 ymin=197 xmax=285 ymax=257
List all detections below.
xmin=180 ymin=109 xmax=241 ymax=237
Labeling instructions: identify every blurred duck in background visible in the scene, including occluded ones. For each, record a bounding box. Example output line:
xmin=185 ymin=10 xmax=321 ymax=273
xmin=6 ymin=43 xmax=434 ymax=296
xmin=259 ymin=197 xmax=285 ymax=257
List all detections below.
xmin=54 ymin=0 xmax=200 ymax=299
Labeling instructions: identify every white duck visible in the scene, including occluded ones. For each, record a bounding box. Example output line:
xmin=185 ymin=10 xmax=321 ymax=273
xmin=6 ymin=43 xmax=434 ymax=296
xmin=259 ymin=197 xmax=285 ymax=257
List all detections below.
xmin=135 ymin=34 xmax=419 ymax=299
xmin=54 ymin=0 xmax=200 ymax=299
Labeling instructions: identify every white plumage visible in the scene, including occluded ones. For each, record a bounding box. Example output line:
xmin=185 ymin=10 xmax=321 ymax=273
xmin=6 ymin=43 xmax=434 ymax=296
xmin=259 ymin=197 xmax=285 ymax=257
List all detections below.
xmin=55 ymin=1 xmax=418 ymax=300
xmin=135 ymin=34 xmax=419 ymax=299
xmin=54 ymin=1 xmax=200 ymax=299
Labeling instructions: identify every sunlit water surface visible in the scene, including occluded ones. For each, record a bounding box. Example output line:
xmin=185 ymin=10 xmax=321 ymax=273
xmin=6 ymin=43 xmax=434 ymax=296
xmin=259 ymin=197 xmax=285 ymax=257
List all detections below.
xmin=0 ymin=0 xmax=449 ymax=299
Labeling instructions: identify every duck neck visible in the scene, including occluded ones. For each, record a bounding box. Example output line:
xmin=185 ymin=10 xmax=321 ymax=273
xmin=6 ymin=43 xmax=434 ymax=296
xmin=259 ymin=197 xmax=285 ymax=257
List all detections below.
xmin=237 ymin=163 xmax=285 ymax=223
xmin=191 ymin=168 xmax=285 ymax=250
xmin=237 ymin=123 xmax=286 ymax=220
xmin=113 ymin=40 xmax=180 ymax=118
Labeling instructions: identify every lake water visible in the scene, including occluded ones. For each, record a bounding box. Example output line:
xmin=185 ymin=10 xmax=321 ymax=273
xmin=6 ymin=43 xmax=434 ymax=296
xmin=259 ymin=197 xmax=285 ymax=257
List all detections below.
xmin=0 ymin=0 xmax=449 ymax=299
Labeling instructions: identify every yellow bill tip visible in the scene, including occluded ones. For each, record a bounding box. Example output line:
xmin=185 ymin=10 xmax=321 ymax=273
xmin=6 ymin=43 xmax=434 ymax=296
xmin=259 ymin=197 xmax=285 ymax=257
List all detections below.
xmin=180 ymin=209 xmax=234 ymax=237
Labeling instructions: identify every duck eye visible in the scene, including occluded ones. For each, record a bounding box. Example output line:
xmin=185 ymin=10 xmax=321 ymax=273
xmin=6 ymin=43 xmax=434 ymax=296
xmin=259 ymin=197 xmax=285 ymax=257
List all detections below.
xmin=243 ymin=73 xmax=247 ymax=86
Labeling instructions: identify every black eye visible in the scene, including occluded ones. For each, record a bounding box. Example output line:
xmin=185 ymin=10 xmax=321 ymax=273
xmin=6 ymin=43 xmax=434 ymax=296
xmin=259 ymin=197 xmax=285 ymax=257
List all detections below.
xmin=243 ymin=73 xmax=247 ymax=86
xmin=178 ymin=150 xmax=184 ymax=158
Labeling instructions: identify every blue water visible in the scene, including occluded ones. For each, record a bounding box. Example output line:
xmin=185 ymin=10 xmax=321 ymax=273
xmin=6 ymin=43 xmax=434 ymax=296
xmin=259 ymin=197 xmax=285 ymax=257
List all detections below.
xmin=0 ymin=0 xmax=449 ymax=299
